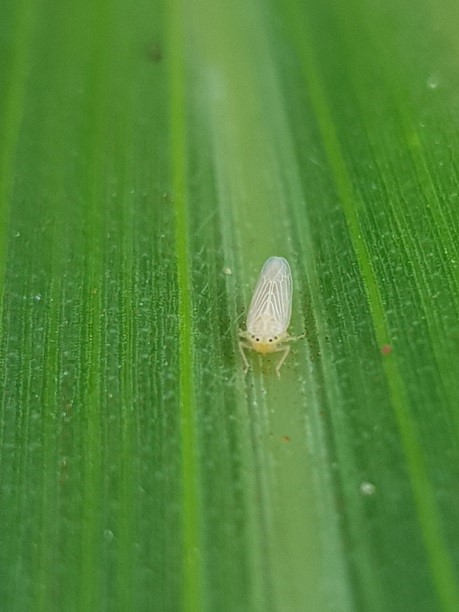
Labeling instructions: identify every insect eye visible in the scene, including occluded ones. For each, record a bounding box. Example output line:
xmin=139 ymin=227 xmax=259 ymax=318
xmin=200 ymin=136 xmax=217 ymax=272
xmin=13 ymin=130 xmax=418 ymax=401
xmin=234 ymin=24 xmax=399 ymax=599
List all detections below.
xmin=269 ymin=338 xmax=273 ymax=342
xmin=274 ymin=336 xmax=278 ymax=340
xmin=256 ymin=337 xmax=260 ymax=342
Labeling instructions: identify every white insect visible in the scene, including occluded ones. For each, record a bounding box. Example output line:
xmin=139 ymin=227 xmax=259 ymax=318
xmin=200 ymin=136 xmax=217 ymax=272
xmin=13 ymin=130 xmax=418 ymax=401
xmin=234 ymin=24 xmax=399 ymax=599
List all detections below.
xmin=239 ymin=256 xmax=304 ymax=377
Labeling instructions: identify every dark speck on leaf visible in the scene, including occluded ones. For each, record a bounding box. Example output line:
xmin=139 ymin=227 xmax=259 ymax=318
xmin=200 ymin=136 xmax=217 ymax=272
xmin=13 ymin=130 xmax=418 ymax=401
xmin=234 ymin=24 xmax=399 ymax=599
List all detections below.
xmin=147 ymin=42 xmax=163 ymax=63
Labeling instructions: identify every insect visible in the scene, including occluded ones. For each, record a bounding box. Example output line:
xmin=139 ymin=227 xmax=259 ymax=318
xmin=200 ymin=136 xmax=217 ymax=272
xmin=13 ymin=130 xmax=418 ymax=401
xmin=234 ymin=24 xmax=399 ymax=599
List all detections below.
xmin=239 ymin=256 xmax=304 ymax=377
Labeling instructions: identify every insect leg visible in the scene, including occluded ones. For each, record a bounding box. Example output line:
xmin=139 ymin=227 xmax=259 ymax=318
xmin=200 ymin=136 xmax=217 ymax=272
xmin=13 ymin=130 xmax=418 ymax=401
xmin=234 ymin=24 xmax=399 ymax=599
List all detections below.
xmin=285 ymin=333 xmax=305 ymax=343
xmin=238 ymin=341 xmax=251 ymax=375
xmin=275 ymin=345 xmax=291 ymax=377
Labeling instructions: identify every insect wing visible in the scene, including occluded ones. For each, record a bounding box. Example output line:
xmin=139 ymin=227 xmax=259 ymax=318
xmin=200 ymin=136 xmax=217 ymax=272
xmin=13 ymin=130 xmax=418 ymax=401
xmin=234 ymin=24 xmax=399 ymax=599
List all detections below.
xmin=247 ymin=257 xmax=292 ymax=332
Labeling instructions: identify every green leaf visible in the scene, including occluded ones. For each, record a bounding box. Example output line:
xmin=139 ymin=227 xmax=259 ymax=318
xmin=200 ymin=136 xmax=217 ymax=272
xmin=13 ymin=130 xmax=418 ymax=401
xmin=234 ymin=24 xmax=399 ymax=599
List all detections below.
xmin=1 ymin=0 xmax=458 ymax=610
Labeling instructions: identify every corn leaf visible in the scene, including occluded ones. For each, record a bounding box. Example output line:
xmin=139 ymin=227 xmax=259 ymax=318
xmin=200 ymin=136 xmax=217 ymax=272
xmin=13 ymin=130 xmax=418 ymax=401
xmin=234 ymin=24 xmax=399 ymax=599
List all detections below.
xmin=1 ymin=0 xmax=458 ymax=610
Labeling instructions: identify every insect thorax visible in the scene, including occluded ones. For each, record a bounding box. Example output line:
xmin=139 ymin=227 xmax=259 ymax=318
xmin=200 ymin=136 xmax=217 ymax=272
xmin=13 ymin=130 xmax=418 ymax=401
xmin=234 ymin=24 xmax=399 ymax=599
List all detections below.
xmin=247 ymin=315 xmax=286 ymax=339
